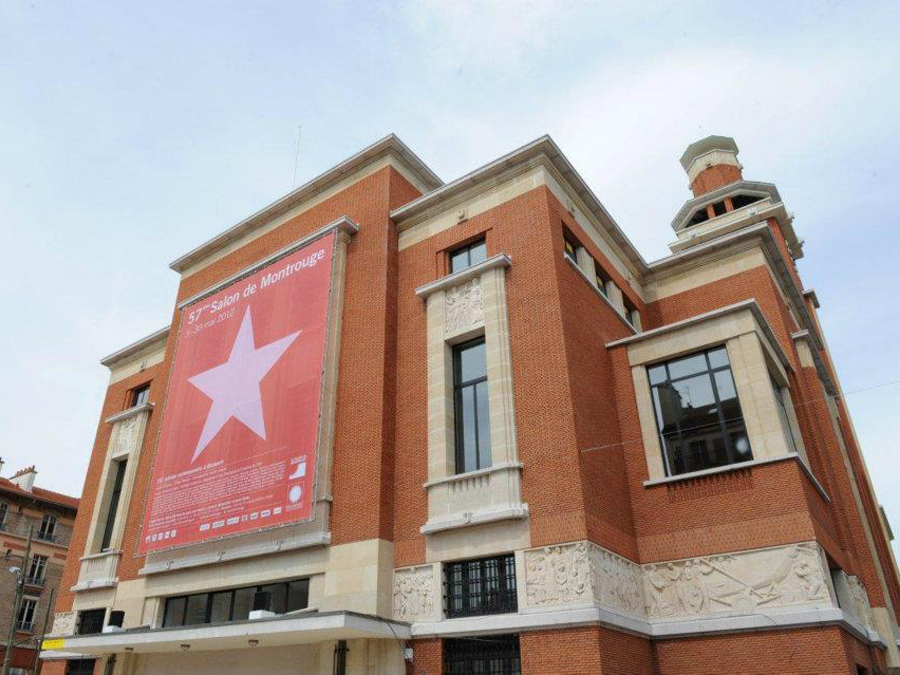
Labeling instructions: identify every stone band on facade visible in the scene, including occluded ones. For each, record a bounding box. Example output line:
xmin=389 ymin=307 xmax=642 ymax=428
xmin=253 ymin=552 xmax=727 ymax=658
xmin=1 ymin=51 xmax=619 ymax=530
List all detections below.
xmin=394 ymin=540 xmax=877 ymax=634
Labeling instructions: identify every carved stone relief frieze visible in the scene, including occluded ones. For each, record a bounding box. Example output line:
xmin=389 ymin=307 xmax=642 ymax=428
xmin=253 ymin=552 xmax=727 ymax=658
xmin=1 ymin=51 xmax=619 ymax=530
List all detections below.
xmin=848 ymin=574 xmax=876 ymax=630
xmin=49 ymin=610 xmax=76 ymax=637
xmin=112 ymin=414 xmax=141 ymax=456
xmin=444 ymin=278 xmax=484 ymax=338
xmin=393 ymin=565 xmax=436 ymax=623
xmin=523 ymin=540 xmax=836 ymax=623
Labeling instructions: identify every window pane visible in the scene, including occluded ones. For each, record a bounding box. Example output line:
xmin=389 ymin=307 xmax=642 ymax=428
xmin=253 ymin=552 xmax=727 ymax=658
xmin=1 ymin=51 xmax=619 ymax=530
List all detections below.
xmin=666 ymin=353 xmax=708 ymax=380
xmin=727 ymin=420 xmax=753 ymax=462
xmin=232 ymin=587 xmax=254 ymax=621
xmin=671 ymin=374 xmax=718 ymax=432
xmin=450 ymin=249 xmax=469 ymax=274
xmin=468 ymin=241 xmax=487 ymax=267
xmin=184 ymin=594 xmax=208 ymax=625
xmin=652 ymin=385 xmax=680 ymax=434
xmin=260 ymin=583 xmax=287 ymax=614
xmin=475 ymin=380 xmax=492 ymax=469
xmin=707 ymin=346 xmax=729 ymax=369
xmin=458 ymin=386 xmax=478 ymax=473
xmin=163 ymin=598 xmax=186 ymax=627
xmin=209 ymin=591 xmax=232 ymax=623
xmin=714 ymin=369 xmax=742 ymax=425
xmin=457 ymin=340 xmax=487 ymax=383
xmin=287 ymin=579 xmax=310 ymax=612
xmin=648 ymin=364 xmax=667 ymax=385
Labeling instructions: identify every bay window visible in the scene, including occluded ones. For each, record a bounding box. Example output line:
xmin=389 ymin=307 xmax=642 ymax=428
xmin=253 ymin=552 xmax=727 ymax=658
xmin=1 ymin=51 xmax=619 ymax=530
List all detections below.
xmin=648 ymin=346 xmax=752 ymax=476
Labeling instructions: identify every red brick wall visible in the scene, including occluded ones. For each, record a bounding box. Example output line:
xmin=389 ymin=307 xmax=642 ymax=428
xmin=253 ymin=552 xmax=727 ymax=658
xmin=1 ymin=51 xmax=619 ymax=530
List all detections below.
xmin=655 ymin=626 xmax=878 ymax=674
xmin=690 ymin=164 xmax=742 ymax=197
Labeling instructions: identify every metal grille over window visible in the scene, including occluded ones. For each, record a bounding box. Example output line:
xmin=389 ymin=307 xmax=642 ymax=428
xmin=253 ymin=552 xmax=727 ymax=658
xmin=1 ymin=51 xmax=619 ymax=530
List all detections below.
xmin=77 ymin=608 xmax=107 ymax=635
xmin=443 ymin=635 xmax=521 ymax=675
xmin=445 ymin=554 xmax=517 ymax=618
xmin=453 ymin=338 xmax=492 ymax=474
xmin=647 ymin=346 xmax=752 ymax=476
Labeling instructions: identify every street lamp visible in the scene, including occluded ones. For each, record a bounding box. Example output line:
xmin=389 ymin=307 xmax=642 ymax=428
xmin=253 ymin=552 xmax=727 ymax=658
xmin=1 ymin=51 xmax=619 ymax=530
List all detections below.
xmin=2 ymin=524 xmax=33 ymax=675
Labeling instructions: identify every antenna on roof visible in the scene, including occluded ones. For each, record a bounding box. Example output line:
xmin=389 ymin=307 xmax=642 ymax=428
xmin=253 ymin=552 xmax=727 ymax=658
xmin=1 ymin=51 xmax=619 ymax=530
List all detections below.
xmin=291 ymin=124 xmax=303 ymax=190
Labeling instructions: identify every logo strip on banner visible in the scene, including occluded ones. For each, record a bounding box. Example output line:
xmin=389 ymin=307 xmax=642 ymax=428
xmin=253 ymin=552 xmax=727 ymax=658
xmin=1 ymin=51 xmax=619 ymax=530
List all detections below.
xmin=139 ymin=217 xmax=356 ymax=555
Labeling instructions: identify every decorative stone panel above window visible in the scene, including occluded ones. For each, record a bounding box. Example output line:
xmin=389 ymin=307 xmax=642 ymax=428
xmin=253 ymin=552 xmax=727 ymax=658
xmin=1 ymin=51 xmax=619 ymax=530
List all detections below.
xmin=415 ymin=254 xmax=527 ymax=538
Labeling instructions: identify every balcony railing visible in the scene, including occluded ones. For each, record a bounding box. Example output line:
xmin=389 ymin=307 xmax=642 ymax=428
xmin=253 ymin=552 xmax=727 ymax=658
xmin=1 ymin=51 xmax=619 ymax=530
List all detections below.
xmin=36 ymin=531 xmax=57 ymax=542
xmin=16 ymin=620 xmax=34 ymax=632
xmin=24 ymin=576 xmax=45 ymax=587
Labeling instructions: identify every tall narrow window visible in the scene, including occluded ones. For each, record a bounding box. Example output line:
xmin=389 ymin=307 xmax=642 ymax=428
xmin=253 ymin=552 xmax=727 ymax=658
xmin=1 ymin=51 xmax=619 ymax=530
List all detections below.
xmin=100 ymin=459 xmax=128 ymax=551
xmin=449 ymin=239 xmax=487 ymax=274
xmin=130 ymin=384 xmax=150 ymax=408
xmin=453 ymin=338 xmax=491 ymax=474
xmin=17 ymin=598 xmax=37 ymax=631
xmin=27 ymin=554 xmax=47 ymax=584
xmin=0 ymin=502 xmax=7 ymax=529
xmin=771 ymin=377 xmax=799 ymax=454
xmin=563 ymin=235 xmax=577 ymax=263
xmin=38 ymin=514 xmax=57 ymax=541
xmin=648 ymin=346 xmax=752 ymax=476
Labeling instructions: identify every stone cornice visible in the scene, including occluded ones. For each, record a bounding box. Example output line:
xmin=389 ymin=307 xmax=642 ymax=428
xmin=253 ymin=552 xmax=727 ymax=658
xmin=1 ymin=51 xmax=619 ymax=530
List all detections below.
xmin=606 ymin=298 xmax=792 ymax=373
xmin=415 ymin=254 xmax=511 ymax=299
xmin=169 ymin=134 xmax=440 ymax=273
xmin=176 ymin=216 xmax=359 ymax=310
xmin=391 ymin=135 xmax=649 ymax=277
xmin=104 ymin=402 xmax=153 ymax=425
xmin=100 ymin=327 xmax=169 ymax=369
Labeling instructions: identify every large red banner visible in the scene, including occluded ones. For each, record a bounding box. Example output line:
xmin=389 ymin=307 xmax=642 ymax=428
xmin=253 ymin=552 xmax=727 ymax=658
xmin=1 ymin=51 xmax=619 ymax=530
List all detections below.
xmin=139 ymin=233 xmax=334 ymax=554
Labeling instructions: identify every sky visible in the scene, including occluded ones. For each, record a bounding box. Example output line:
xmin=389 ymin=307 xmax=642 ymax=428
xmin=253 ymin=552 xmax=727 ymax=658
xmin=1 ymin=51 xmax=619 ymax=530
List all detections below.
xmin=1 ymin=1 xmax=899 ymax=557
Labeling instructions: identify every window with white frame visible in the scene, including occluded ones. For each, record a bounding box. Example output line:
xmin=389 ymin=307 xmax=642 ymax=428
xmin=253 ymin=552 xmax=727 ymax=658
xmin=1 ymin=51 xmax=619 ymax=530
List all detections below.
xmin=38 ymin=513 xmax=57 ymax=541
xmin=648 ymin=346 xmax=752 ymax=476
xmin=27 ymin=554 xmax=47 ymax=584
xmin=17 ymin=597 xmax=37 ymax=631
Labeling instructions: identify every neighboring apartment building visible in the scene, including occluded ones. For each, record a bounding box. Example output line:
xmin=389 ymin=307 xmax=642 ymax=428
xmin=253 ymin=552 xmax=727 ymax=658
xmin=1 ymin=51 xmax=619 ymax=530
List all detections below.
xmin=39 ymin=134 xmax=900 ymax=674
xmin=1 ymin=463 xmax=79 ymax=674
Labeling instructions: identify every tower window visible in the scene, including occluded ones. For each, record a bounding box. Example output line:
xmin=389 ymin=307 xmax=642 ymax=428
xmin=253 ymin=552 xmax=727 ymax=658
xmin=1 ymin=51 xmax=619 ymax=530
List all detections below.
xmin=711 ymin=200 xmax=727 ymax=216
xmin=688 ymin=208 xmax=710 ymax=226
xmin=731 ymin=193 xmax=762 ymax=210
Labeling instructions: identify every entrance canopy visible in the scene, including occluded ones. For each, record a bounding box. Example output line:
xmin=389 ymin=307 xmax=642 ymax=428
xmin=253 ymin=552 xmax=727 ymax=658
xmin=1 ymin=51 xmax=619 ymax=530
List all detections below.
xmin=41 ymin=611 xmax=410 ymax=657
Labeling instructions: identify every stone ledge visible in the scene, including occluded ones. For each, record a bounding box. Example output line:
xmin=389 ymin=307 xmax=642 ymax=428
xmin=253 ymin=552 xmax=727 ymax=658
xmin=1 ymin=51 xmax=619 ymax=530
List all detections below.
xmin=415 ymin=254 xmax=511 ymax=299
xmin=420 ymin=504 xmax=529 ymax=535
xmin=422 ymin=461 xmax=523 ymax=489
xmin=104 ymin=402 xmax=153 ymax=425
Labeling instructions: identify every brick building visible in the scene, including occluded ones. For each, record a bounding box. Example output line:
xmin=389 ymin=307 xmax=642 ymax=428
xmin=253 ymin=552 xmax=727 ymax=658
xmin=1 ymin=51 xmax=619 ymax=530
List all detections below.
xmin=39 ymin=134 xmax=900 ymax=674
xmin=1 ymin=463 xmax=79 ymax=674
